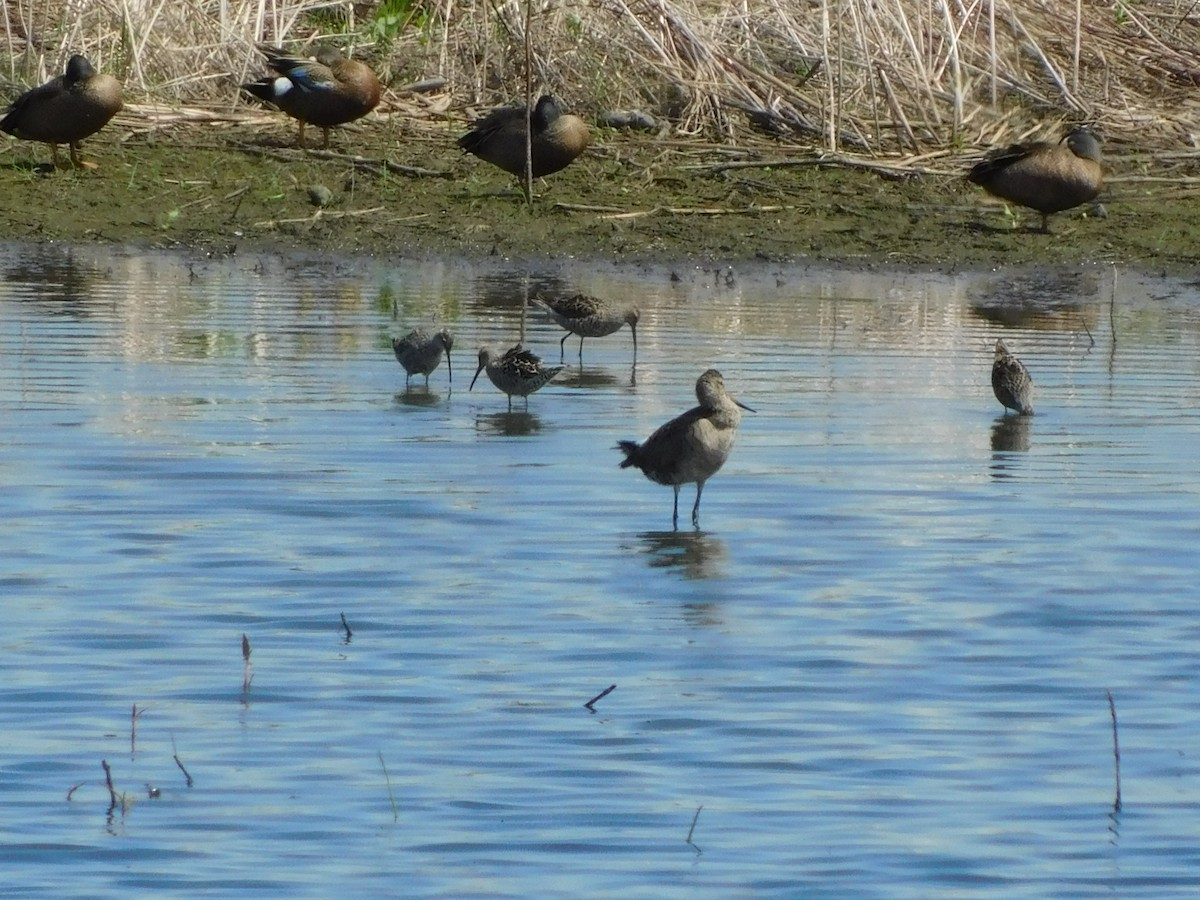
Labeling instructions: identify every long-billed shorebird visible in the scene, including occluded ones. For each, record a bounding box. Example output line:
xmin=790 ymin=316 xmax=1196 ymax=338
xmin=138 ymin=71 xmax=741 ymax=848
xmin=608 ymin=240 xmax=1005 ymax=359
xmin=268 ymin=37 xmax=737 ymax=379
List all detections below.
xmin=532 ymin=293 xmax=639 ymax=361
xmin=392 ymin=328 xmax=453 ymax=387
xmin=967 ymin=126 xmax=1103 ymax=233
xmin=617 ymin=369 xmax=752 ymax=528
xmin=469 ymin=345 xmax=564 ymax=409
xmin=991 ymin=339 xmax=1034 ymax=416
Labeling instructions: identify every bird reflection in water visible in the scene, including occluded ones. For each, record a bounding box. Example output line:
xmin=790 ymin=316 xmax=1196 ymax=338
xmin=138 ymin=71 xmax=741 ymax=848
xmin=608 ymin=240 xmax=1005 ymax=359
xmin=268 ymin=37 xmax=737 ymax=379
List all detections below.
xmin=395 ymin=387 xmax=442 ymax=408
xmin=555 ymin=365 xmax=635 ymax=390
xmin=476 ymin=410 xmax=543 ymax=437
xmin=634 ymin=529 xmax=728 ymax=580
xmin=991 ymin=414 xmax=1032 ymax=453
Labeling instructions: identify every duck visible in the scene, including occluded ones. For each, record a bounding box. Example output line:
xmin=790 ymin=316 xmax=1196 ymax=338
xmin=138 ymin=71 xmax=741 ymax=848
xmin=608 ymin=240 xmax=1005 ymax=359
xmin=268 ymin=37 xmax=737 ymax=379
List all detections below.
xmin=967 ymin=126 xmax=1103 ymax=232
xmin=242 ymin=45 xmax=381 ymax=149
xmin=991 ymin=339 xmax=1034 ymax=416
xmin=617 ymin=369 xmax=753 ymax=529
xmin=0 ymin=54 xmax=123 ymax=169
xmin=457 ymin=95 xmax=590 ymax=179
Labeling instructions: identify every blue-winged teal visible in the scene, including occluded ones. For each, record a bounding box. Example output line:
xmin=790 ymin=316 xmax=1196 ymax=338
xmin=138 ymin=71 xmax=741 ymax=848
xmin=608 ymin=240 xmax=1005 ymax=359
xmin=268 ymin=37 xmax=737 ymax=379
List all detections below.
xmin=392 ymin=328 xmax=453 ymax=387
xmin=991 ymin=339 xmax=1034 ymax=416
xmin=0 ymin=55 xmax=123 ymax=169
xmin=457 ymin=95 xmax=590 ymax=179
xmin=242 ymin=45 xmax=381 ymax=149
xmin=532 ymin=293 xmax=639 ymax=361
xmin=967 ymin=126 xmax=1103 ymax=232
xmin=469 ymin=345 xmax=564 ymax=410
xmin=617 ymin=369 xmax=753 ymax=528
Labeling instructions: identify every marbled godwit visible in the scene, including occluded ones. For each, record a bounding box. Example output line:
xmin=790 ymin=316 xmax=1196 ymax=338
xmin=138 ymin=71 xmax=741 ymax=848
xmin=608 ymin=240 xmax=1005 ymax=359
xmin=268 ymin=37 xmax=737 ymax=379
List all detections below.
xmin=967 ymin=126 xmax=1103 ymax=233
xmin=392 ymin=328 xmax=453 ymax=387
xmin=532 ymin=293 xmax=639 ymax=361
xmin=0 ymin=55 xmax=123 ymax=169
xmin=242 ymin=45 xmax=381 ymax=149
xmin=992 ymin=339 xmax=1034 ymax=416
xmin=617 ymin=369 xmax=752 ymax=528
xmin=469 ymin=345 xmax=564 ymax=409
xmin=457 ymin=95 xmax=590 ymax=180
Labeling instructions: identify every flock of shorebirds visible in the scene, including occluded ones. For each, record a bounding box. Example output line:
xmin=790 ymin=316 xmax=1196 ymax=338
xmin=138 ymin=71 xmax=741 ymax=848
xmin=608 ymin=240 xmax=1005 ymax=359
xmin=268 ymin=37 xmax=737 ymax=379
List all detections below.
xmin=391 ymin=292 xmax=1037 ymax=529
xmin=0 ymin=48 xmax=1062 ymax=527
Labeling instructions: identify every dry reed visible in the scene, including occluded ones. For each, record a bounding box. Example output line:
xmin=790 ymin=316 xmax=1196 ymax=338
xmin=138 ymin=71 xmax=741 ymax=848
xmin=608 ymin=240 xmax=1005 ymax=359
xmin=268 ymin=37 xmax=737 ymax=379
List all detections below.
xmin=2 ymin=0 xmax=1199 ymax=153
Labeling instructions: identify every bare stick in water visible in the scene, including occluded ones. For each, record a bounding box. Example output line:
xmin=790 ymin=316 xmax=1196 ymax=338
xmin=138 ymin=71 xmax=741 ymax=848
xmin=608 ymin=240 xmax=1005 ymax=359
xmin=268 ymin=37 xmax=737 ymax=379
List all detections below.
xmin=131 ymin=703 xmax=145 ymax=754
xmin=340 ymin=612 xmax=353 ymax=641
xmin=172 ymin=736 xmax=194 ymax=787
xmin=241 ymin=633 xmax=254 ymax=694
xmin=1107 ymin=689 xmax=1122 ymax=812
xmin=101 ymin=759 xmax=118 ymax=810
xmin=686 ymin=805 xmax=704 ymax=853
xmin=379 ymin=751 xmax=399 ymax=823
xmin=584 ymin=684 xmax=617 ymax=711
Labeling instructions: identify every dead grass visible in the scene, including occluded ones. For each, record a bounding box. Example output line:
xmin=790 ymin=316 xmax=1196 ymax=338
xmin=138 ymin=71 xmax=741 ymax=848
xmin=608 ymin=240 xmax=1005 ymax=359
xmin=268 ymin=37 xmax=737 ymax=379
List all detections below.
xmin=2 ymin=0 xmax=1200 ymax=154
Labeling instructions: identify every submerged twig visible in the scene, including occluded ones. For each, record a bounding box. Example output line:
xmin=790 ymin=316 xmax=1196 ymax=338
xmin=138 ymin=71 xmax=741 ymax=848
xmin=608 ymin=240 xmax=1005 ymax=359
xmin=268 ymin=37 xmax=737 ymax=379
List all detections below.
xmin=1107 ymin=690 xmax=1122 ymax=813
xmin=379 ymin=751 xmax=399 ymax=823
xmin=686 ymin=805 xmax=704 ymax=853
xmin=341 ymin=612 xmax=353 ymax=641
xmin=172 ymin=736 xmax=194 ymax=787
xmin=130 ymin=703 xmax=145 ymax=754
xmin=101 ymin=759 xmax=119 ymax=811
xmin=584 ymin=684 xmax=617 ymax=711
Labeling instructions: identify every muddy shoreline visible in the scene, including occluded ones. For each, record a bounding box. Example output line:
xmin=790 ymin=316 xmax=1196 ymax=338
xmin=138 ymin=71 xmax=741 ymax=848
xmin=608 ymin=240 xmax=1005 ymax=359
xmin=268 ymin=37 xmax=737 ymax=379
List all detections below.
xmin=0 ymin=121 xmax=1193 ymax=271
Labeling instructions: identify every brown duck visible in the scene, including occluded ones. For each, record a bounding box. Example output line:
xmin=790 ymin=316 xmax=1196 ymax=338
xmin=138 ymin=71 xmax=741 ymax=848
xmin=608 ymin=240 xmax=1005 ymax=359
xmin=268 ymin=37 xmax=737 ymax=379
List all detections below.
xmin=0 ymin=55 xmax=123 ymax=169
xmin=967 ymin=126 xmax=1103 ymax=232
xmin=242 ymin=46 xmax=381 ymax=149
xmin=457 ymin=95 xmax=590 ymax=179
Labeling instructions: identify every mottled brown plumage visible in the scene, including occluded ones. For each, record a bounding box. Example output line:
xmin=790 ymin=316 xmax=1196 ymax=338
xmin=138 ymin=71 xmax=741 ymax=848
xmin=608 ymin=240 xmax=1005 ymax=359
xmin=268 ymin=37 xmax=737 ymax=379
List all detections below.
xmin=457 ymin=95 xmax=590 ymax=179
xmin=968 ymin=126 xmax=1103 ymax=232
xmin=392 ymin=328 xmax=453 ymax=387
xmin=469 ymin=344 xmax=564 ymax=409
xmin=243 ymin=46 xmax=381 ymax=149
xmin=0 ymin=55 xmax=123 ymax=169
xmin=532 ymin=293 xmax=639 ymax=360
xmin=617 ymin=369 xmax=752 ymax=528
xmin=991 ymin=339 xmax=1034 ymax=416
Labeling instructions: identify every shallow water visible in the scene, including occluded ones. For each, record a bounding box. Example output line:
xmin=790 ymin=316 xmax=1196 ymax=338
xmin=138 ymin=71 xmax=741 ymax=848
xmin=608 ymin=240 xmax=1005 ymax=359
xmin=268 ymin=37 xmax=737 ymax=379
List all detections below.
xmin=1 ymin=244 xmax=1199 ymax=897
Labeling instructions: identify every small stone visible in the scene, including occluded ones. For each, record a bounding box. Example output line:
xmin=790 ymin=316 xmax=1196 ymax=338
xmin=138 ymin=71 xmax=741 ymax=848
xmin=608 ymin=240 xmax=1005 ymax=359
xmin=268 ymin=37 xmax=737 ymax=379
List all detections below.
xmin=308 ymin=185 xmax=334 ymax=208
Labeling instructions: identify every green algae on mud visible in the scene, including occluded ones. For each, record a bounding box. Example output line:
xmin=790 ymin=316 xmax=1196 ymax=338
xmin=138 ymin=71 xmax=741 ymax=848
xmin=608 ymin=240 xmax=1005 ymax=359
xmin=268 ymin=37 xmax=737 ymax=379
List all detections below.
xmin=0 ymin=124 xmax=1194 ymax=270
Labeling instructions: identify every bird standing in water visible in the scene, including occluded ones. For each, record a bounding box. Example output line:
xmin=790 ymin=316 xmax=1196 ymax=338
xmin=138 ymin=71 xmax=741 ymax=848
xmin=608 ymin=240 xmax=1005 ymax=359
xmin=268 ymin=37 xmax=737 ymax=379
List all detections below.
xmin=470 ymin=345 xmax=564 ymax=409
xmin=242 ymin=45 xmax=381 ymax=149
xmin=617 ymin=369 xmax=752 ymax=528
xmin=991 ymin=339 xmax=1034 ymax=416
xmin=0 ymin=54 xmax=123 ymax=169
xmin=967 ymin=126 xmax=1103 ymax=233
xmin=532 ymin=293 xmax=639 ymax=362
xmin=392 ymin=329 xmax=453 ymax=387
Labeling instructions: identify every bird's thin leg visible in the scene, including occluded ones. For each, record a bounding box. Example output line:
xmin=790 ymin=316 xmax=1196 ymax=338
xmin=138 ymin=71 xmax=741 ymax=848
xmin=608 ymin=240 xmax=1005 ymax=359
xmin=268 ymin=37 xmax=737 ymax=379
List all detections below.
xmin=559 ymin=332 xmax=568 ymax=362
xmin=322 ymin=127 xmax=331 ymax=150
xmin=577 ymin=336 xmax=584 ymax=359
xmin=692 ymin=481 xmax=705 ymax=527
xmin=672 ymin=485 xmax=680 ymax=530
xmin=297 ymin=121 xmax=306 ymax=148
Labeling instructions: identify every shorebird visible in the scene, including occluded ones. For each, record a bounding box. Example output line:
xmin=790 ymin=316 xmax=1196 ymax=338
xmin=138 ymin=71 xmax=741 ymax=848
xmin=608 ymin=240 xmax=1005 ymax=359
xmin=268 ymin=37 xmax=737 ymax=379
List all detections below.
xmin=457 ymin=95 xmax=590 ymax=180
xmin=242 ymin=45 xmax=381 ymax=149
xmin=532 ymin=293 xmax=639 ymax=361
xmin=991 ymin=339 xmax=1034 ymax=416
xmin=469 ymin=345 xmax=564 ymax=409
xmin=392 ymin=328 xmax=453 ymax=387
xmin=967 ymin=126 xmax=1103 ymax=233
xmin=617 ymin=369 xmax=752 ymax=528
xmin=0 ymin=55 xmax=123 ymax=169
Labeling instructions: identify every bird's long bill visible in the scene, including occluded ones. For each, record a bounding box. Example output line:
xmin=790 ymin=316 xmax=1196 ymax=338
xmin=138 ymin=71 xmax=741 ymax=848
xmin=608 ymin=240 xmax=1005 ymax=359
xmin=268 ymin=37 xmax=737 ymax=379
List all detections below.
xmin=469 ymin=362 xmax=484 ymax=391
xmin=446 ymin=353 xmax=453 ymax=383
xmin=735 ymin=398 xmax=755 ymax=413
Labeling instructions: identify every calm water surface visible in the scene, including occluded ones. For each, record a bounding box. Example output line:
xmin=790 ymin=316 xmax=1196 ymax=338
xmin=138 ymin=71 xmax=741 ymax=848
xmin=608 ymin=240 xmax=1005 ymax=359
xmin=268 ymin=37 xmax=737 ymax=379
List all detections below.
xmin=1 ymin=245 xmax=1199 ymax=897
